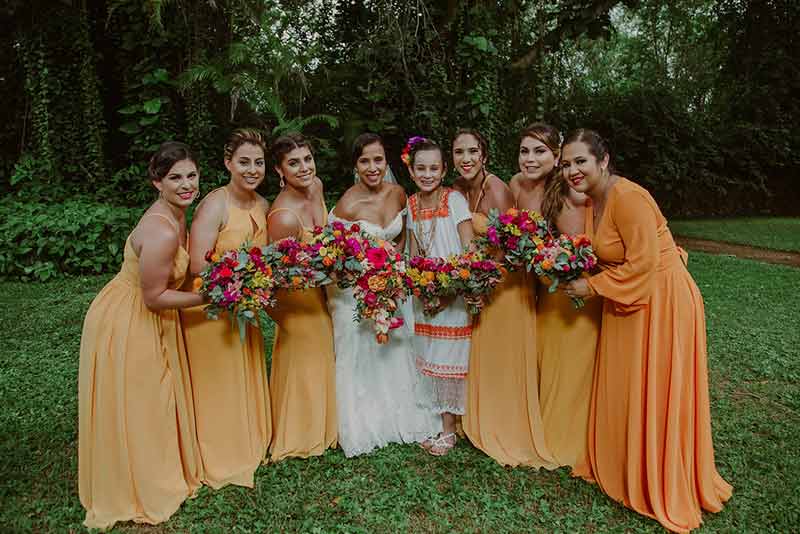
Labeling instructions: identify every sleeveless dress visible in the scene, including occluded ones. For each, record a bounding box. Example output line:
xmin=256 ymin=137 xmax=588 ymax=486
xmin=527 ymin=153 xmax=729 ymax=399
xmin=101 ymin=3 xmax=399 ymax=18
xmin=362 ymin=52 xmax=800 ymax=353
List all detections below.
xmin=326 ymin=208 xmax=441 ymax=457
xmin=536 ymin=204 xmax=602 ymax=468
xmin=180 ymin=187 xmax=271 ymax=488
xmin=407 ymin=188 xmax=472 ymax=414
xmin=78 ymin=214 xmax=202 ymax=530
xmin=462 ymin=189 xmax=556 ymax=468
xmin=266 ymin=201 xmax=337 ymax=461
xmin=573 ymin=178 xmax=732 ymax=532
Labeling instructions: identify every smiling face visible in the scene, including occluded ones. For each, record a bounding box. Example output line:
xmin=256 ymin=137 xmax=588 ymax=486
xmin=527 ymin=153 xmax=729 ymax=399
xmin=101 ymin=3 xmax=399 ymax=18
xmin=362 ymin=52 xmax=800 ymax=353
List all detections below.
xmin=276 ymin=146 xmax=316 ymax=190
xmin=518 ymin=136 xmax=556 ymax=181
xmin=410 ymin=149 xmax=445 ymax=194
xmin=225 ymin=142 xmax=266 ymax=192
xmin=153 ymin=159 xmax=199 ymax=208
xmin=560 ymin=140 xmax=609 ymax=194
xmin=355 ymin=141 xmax=387 ymax=189
xmin=452 ymin=133 xmax=485 ymax=181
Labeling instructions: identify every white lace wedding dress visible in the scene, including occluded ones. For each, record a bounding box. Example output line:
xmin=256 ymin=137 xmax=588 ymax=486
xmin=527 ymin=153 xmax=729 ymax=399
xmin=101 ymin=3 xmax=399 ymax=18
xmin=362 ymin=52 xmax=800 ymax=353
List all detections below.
xmin=326 ymin=209 xmax=442 ymax=457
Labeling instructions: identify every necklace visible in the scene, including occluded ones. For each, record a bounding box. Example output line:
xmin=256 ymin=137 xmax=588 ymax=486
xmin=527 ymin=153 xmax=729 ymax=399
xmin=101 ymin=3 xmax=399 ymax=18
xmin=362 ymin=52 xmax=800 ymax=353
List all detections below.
xmin=413 ymin=189 xmax=442 ymax=257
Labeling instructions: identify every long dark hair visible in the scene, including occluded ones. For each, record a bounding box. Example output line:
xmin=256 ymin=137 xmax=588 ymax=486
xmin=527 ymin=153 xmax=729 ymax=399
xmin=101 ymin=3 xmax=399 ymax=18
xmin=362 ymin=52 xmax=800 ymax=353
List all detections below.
xmin=519 ymin=123 xmax=565 ymax=223
xmin=351 ymin=133 xmax=384 ymax=167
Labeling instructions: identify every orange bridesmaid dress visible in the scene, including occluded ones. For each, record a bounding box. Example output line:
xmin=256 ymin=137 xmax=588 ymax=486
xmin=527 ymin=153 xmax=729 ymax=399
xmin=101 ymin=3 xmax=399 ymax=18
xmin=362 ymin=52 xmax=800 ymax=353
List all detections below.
xmin=180 ymin=187 xmax=271 ymax=488
xmin=463 ymin=210 xmax=556 ymax=468
xmin=536 ymin=205 xmax=602 ymax=468
xmin=574 ymin=178 xmax=732 ymax=532
xmin=78 ymin=214 xmax=202 ymax=529
xmin=266 ymin=205 xmax=337 ymax=462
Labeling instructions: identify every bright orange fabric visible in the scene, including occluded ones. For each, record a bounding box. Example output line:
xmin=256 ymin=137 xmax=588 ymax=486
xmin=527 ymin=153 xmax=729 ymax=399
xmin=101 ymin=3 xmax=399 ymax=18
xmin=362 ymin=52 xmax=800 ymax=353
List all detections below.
xmin=266 ymin=207 xmax=337 ymax=462
xmin=574 ymin=178 xmax=732 ymax=532
xmin=463 ymin=207 xmax=556 ymax=467
xmin=180 ymin=193 xmax=271 ymax=488
xmin=79 ymin=234 xmax=202 ymax=529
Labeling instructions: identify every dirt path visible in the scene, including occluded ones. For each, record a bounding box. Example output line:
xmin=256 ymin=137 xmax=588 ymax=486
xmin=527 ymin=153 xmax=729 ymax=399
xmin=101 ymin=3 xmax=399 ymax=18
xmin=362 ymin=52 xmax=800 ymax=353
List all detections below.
xmin=674 ymin=236 xmax=800 ymax=268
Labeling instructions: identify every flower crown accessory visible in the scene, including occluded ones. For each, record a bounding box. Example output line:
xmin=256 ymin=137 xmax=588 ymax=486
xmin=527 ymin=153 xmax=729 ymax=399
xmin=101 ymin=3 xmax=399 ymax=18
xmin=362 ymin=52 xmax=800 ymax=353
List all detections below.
xmin=401 ymin=136 xmax=428 ymax=167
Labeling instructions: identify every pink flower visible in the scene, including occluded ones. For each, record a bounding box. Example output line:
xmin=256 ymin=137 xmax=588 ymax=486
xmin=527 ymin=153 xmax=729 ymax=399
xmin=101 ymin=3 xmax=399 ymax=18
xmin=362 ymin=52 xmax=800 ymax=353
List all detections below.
xmin=332 ymin=221 xmax=345 ymax=231
xmin=365 ymin=292 xmax=378 ymax=306
xmin=366 ymin=247 xmax=389 ymax=269
xmin=345 ymin=238 xmax=362 ymax=255
xmin=498 ymin=214 xmax=513 ymax=225
xmin=487 ymin=226 xmax=499 ymax=245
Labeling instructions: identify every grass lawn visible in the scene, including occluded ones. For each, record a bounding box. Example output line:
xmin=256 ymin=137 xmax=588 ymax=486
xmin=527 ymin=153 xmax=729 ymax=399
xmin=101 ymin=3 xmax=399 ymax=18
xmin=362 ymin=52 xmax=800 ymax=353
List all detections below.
xmin=669 ymin=217 xmax=800 ymax=252
xmin=1 ymin=253 xmax=799 ymax=532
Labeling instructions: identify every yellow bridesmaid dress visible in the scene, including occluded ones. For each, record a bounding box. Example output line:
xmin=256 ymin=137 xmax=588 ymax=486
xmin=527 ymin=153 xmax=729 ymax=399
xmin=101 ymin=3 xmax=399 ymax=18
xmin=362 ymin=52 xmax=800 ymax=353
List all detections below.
xmin=536 ymin=277 xmax=601 ymax=468
xmin=180 ymin=187 xmax=271 ymax=488
xmin=78 ymin=214 xmax=202 ymax=530
xmin=463 ymin=209 xmax=556 ymax=468
xmin=266 ymin=204 xmax=337 ymax=462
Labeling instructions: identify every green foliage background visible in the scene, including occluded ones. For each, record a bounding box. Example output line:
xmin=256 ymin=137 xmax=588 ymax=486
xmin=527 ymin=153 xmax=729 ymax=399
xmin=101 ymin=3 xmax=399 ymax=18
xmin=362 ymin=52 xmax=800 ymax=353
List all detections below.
xmin=2 ymin=0 xmax=798 ymax=216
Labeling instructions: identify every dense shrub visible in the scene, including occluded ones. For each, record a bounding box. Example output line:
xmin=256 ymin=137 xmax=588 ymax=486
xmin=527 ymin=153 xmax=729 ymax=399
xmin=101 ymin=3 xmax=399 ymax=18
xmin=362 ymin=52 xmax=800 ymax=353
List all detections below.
xmin=0 ymin=198 xmax=142 ymax=280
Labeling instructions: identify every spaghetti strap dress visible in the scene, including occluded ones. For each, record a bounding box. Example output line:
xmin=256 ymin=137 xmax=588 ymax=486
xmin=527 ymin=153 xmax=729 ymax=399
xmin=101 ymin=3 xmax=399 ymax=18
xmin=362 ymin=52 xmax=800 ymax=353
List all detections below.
xmin=180 ymin=187 xmax=271 ymax=488
xmin=266 ymin=201 xmax=337 ymax=461
xmin=78 ymin=213 xmax=202 ymax=530
xmin=462 ymin=183 xmax=556 ymax=468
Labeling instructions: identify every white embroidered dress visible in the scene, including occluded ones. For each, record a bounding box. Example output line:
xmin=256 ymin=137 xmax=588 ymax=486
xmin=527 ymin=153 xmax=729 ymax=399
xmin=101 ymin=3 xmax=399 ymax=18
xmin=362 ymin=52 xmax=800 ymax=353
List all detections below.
xmin=325 ymin=208 xmax=442 ymax=457
xmin=407 ymin=188 xmax=473 ymax=414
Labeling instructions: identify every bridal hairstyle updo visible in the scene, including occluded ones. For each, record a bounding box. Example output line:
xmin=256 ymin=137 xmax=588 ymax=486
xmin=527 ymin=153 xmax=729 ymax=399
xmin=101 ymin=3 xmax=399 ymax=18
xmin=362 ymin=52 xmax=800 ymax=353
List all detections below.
xmin=520 ymin=122 xmax=566 ymax=223
xmin=148 ymin=141 xmax=197 ymax=182
xmin=351 ymin=132 xmax=384 ymax=167
xmin=224 ymin=128 xmax=267 ymax=161
xmin=561 ymin=128 xmax=615 ymax=174
xmin=452 ymin=128 xmax=489 ymax=165
xmin=269 ymin=131 xmax=314 ymax=168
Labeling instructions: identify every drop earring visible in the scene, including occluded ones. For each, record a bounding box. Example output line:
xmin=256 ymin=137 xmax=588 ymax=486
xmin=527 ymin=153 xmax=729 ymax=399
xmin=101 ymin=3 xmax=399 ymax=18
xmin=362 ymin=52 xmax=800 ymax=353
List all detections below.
xmin=279 ymin=175 xmax=285 ymax=188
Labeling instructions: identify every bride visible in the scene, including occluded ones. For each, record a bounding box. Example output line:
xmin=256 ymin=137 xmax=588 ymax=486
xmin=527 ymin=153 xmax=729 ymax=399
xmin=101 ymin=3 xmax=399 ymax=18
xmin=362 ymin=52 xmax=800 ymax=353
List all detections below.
xmin=326 ymin=133 xmax=441 ymax=457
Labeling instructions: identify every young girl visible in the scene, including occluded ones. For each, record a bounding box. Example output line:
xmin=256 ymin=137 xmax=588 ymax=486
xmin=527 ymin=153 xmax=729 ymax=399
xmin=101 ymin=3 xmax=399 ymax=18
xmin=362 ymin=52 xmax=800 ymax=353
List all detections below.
xmin=405 ymin=137 xmax=474 ymax=456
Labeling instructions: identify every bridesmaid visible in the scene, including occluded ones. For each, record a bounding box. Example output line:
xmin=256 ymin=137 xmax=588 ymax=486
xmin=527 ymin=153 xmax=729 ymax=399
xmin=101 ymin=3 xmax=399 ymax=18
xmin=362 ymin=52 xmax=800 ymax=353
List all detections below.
xmin=563 ymin=129 xmax=732 ymax=532
xmin=79 ymin=142 xmax=203 ymax=529
xmin=515 ymin=123 xmax=602 ymax=469
xmin=266 ymin=132 xmax=337 ymax=461
xmin=454 ymin=128 xmax=555 ymax=468
xmin=180 ymin=128 xmax=271 ymax=488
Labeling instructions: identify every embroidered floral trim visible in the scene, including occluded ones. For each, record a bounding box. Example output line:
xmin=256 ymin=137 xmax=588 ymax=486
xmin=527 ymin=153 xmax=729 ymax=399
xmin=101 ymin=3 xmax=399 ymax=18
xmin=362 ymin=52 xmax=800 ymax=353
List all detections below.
xmin=409 ymin=189 xmax=451 ymax=222
xmin=415 ymin=356 xmax=468 ymax=379
xmin=414 ymin=322 xmax=472 ymax=339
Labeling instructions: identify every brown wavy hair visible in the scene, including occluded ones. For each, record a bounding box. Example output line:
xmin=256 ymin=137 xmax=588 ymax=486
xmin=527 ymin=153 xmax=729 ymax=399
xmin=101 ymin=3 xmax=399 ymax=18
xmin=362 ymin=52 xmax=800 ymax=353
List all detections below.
xmin=519 ymin=122 xmax=565 ymax=223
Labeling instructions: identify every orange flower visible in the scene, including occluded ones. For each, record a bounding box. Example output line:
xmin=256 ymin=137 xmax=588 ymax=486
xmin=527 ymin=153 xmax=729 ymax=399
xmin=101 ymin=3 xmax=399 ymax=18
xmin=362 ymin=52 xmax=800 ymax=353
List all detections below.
xmin=263 ymin=265 xmax=273 ymax=277
xmin=291 ymin=276 xmax=303 ymax=287
xmin=368 ymin=275 xmax=387 ymax=292
xmin=423 ymin=271 xmax=435 ymax=283
xmin=211 ymin=253 xmax=221 ymax=263
xmin=323 ymin=256 xmax=335 ymax=267
xmin=281 ymin=255 xmax=291 ymax=264
xmin=192 ymin=277 xmax=203 ymax=292
xmin=458 ymin=268 xmax=470 ymax=280
xmin=333 ymin=230 xmax=342 ymax=237
xmin=376 ymin=333 xmax=389 ymax=344
xmin=413 ymin=288 xmax=421 ymax=297
xmin=541 ymin=259 xmax=553 ymax=270
xmin=507 ymin=207 xmax=519 ymax=217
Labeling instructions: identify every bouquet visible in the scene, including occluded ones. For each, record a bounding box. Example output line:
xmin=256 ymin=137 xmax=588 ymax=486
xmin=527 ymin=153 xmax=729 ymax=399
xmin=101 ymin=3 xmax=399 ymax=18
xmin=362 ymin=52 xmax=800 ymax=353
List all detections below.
xmin=308 ymin=221 xmax=368 ymax=287
xmin=531 ymin=233 xmax=598 ymax=308
xmin=262 ymin=237 xmax=330 ymax=290
xmin=197 ymin=244 xmax=277 ymax=340
xmin=405 ymin=255 xmax=457 ymax=316
xmin=353 ymin=240 xmax=409 ymax=343
xmin=447 ymin=251 xmax=505 ymax=314
xmin=477 ymin=207 xmax=551 ymax=270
